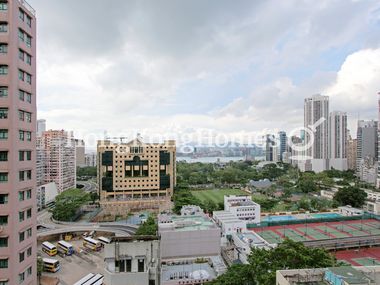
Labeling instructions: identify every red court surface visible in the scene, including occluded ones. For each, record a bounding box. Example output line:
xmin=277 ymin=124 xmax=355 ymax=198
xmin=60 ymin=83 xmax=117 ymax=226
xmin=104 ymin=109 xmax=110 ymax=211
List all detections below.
xmin=251 ymin=219 xmax=380 ymax=244
xmin=335 ymin=248 xmax=380 ymax=266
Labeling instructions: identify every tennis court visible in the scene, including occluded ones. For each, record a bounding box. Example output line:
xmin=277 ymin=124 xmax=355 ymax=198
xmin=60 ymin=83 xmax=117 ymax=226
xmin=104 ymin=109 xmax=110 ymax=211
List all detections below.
xmin=335 ymin=248 xmax=380 ymax=266
xmin=252 ymin=218 xmax=380 ymax=244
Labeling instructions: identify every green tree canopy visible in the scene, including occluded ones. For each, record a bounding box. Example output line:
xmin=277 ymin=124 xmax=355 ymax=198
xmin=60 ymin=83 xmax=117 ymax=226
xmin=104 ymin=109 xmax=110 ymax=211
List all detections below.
xmin=135 ymin=215 xmax=157 ymax=236
xmin=209 ymin=239 xmax=336 ymax=285
xmin=333 ymin=186 xmax=367 ymax=208
xmin=52 ymin=188 xmax=91 ymax=221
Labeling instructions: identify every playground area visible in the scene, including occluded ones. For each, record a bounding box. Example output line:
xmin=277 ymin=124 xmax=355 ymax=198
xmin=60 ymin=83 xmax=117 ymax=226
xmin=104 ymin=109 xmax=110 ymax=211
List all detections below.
xmin=335 ymin=248 xmax=380 ymax=266
xmin=252 ymin=218 xmax=380 ymax=244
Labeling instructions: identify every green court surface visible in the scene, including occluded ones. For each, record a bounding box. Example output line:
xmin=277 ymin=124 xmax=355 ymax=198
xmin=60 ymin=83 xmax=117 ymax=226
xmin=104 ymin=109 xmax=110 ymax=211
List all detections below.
xmin=352 ymin=258 xmax=380 ymax=266
xmin=257 ymin=230 xmax=283 ymax=244
xmin=332 ymin=225 xmax=367 ymax=237
xmin=365 ymin=222 xmax=380 ymax=229
xmin=316 ymin=226 xmax=349 ymax=238
xmin=276 ymin=228 xmax=310 ymax=242
xmin=348 ymin=223 xmax=380 ymax=235
xmin=297 ymin=227 xmax=330 ymax=240
xmin=191 ymin=189 xmax=249 ymax=204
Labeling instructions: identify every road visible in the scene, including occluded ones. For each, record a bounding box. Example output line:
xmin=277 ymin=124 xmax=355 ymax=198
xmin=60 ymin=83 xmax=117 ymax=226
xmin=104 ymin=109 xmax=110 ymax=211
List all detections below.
xmin=37 ymin=209 xmax=138 ymax=238
xmin=77 ymin=180 xmax=97 ymax=192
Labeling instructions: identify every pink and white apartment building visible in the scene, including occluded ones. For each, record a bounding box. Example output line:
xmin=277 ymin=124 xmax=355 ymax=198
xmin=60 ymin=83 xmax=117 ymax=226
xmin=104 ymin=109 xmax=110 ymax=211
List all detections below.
xmin=0 ymin=1 xmax=37 ymax=284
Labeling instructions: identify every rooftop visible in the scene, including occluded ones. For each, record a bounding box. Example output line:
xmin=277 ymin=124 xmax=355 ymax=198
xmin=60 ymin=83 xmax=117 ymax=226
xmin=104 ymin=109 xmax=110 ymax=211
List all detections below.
xmin=158 ymin=214 xmax=217 ymax=232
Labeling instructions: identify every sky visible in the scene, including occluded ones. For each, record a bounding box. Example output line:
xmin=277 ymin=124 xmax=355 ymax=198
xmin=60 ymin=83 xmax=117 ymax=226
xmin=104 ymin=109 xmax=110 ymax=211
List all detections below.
xmin=30 ymin=0 xmax=380 ymax=149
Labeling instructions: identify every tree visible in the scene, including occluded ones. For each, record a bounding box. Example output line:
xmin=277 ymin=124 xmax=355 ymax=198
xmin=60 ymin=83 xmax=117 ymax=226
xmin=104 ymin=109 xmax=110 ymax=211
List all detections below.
xmin=333 ymin=186 xmax=367 ymax=208
xmin=209 ymin=239 xmax=336 ymax=285
xmin=37 ymin=256 xmax=44 ymax=284
xmin=51 ymin=188 xmax=91 ymax=221
xmin=135 ymin=215 xmax=157 ymax=236
xmin=90 ymin=192 xmax=99 ymax=204
xmin=298 ymin=176 xmax=317 ymax=193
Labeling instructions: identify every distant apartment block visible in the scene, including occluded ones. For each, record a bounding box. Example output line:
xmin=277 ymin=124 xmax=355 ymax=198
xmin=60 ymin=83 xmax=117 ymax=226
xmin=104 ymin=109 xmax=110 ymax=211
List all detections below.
xmin=36 ymin=182 xmax=58 ymax=210
xmin=97 ymin=138 xmax=176 ymax=213
xmin=347 ymin=135 xmax=357 ymax=170
xmin=328 ymin=111 xmax=347 ymax=171
xmin=85 ymin=152 xmax=97 ymax=167
xmin=75 ymin=138 xmax=85 ymax=167
xmin=37 ymin=130 xmax=76 ymax=193
xmin=303 ymin=94 xmax=329 ymax=172
xmin=36 ymin=118 xmax=45 ymax=136
xmin=0 ymin=1 xmax=37 ymax=284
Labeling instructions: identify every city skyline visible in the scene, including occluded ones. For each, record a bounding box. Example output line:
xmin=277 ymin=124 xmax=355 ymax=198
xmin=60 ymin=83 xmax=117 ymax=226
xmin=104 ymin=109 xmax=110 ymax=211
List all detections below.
xmin=29 ymin=0 xmax=380 ymax=146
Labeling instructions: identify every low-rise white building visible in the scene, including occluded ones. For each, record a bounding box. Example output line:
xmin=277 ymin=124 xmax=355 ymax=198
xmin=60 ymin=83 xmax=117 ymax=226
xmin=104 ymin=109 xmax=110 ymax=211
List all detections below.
xmin=338 ymin=206 xmax=363 ymax=216
xmin=37 ymin=182 xmax=58 ymax=210
xmin=232 ymin=231 xmax=274 ymax=264
xmin=180 ymin=205 xmax=203 ymax=216
xmin=224 ymin=195 xmax=260 ymax=223
xmin=213 ymin=211 xmax=246 ymax=237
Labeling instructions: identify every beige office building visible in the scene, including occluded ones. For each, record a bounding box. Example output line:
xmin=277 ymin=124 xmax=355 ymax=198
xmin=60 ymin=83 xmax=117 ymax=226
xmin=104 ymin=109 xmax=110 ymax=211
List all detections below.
xmin=97 ymin=138 xmax=176 ymax=213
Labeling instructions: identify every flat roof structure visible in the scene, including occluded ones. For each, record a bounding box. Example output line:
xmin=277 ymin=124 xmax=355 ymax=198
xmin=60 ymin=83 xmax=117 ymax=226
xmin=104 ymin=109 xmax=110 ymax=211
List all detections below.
xmin=158 ymin=214 xmax=217 ymax=232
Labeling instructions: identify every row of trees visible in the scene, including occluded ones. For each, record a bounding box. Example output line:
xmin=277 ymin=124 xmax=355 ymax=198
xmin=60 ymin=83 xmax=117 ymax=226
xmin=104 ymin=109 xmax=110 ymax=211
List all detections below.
xmin=209 ymin=239 xmax=337 ymax=285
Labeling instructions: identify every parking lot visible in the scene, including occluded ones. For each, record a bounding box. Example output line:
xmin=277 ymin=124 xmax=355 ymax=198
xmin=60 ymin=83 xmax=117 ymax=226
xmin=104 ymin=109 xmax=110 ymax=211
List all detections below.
xmin=38 ymin=238 xmax=105 ymax=285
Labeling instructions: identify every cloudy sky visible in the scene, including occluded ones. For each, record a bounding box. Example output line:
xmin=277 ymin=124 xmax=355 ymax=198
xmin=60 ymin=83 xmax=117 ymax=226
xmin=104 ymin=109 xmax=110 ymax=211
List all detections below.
xmin=30 ymin=0 xmax=380 ymax=148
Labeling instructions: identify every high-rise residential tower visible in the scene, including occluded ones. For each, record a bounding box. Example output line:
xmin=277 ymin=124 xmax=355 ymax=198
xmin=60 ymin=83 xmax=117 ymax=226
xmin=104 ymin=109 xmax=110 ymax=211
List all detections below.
xmin=328 ymin=111 xmax=348 ymax=171
xmin=0 ymin=1 xmax=37 ymax=284
xmin=356 ymin=120 xmax=378 ymax=171
xmin=36 ymin=118 xmax=45 ymax=136
xmin=37 ymin=130 xmax=76 ymax=193
xmin=303 ymin=94 xmax=329 ymax=172
xmin=278 ymin=131 xmax=287 ymax=162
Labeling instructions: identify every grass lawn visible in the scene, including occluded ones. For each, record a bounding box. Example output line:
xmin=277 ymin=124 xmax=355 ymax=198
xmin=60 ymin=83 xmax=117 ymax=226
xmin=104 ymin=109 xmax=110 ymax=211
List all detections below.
xmin=191 ymin=188 xmax=249 ymax=204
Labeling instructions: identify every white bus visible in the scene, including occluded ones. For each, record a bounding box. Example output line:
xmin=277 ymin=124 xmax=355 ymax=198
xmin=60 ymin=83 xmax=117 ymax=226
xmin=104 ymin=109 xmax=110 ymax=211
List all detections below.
xmin=97 ymin=236 xmax=111 ymax=246
xmin=57 ymin=240 xmax=74 ymax=255
xmin=73 ymin=273 xmax=104 ymax=285
xmin=42 ymin=258 xmax=60 ymax=273
xmin=83 ymin=237 xmax=102 ymax=251
xmin=41 ymin=241 xmax=57 ymax=256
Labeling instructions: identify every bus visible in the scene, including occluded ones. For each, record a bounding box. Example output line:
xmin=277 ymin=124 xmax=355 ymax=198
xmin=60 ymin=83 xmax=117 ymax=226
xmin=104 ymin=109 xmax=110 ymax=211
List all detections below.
xmin=97 ymin=236 xmax=111 ymax=247
xmin=57 ymin=240 xmax=74 ymax=256
xmin=73 ymin=273 xmax=104 ymax=285
xmin=83 ymin=237 xmax=102 ymax=251
xmin=41 ymin=241 xmax=57 ymax=256
xmin=42 ymin=258 xmax=60 ymax=273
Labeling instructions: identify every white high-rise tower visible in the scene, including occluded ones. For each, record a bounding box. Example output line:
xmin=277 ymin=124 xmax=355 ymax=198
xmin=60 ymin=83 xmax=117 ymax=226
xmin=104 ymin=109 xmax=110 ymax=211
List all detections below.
xmin=329 ymin=111 xmax=348 ymax=170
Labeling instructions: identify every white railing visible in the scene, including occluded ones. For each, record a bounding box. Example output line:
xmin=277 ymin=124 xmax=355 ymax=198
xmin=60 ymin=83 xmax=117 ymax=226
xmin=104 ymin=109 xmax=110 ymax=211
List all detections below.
xmin=17 ymin=0 xmax=36 ymax=16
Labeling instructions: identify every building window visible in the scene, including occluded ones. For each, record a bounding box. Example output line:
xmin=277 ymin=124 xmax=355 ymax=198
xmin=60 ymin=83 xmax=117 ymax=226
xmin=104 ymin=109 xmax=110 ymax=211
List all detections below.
xmin=26 ymin=228 xmax=31 ymax=237
xmin=0 ymin=151 xmax=7 ymax=161
xmin=19 ymin=171 xmax=24 ymax=181
xmin=0 ymin=87 xmax=7 ymax=97
xmin=0 ymin=172 xmax=8 ymax=182
xmin=26 ymin=131 xmax=31 ymax=141
xmin=0 ymin=193 xmax=8 ymax=204
xmin=18 ymin=272 xmax=24 ymax=284
xmin=0 ymin=129 xmax=7 ymax=140
xmin=19 ymin=9 xmax=24 ymax=21
xmin=18 ymin=191 xmax=25 ymax=201
xmin=0 ymin=215 xmax=7 ymax=225
xmin=26 ymin=54 xmax=31 ymax=65
xmin=0 ymin=43 xmax=7 ymax=53
xmin=0 ymin=237 xmax=8 ymax=247
xmin=26 ymin=189 xmax=31 ymax=199
xmin=19 ymin=130 xmax=24 ymax=141
xmin=19 ymin=49 xmax=24 ymax=60
xmin=18 ymin=70 xmax=24 ymax=81
xmin=138 ymin=259 xmax=145 ymax=272
xmin=26 ymin=151 xmax=31 ymax=160
xmin=0 ymin=65 xmax=8 ymax=75
xmin=25 ymin=112 xmax=31 ymax=122
xmin=26 ymin=16 xmax=31 ymax=28
xmin=19 ymin=231 xmax=24 ymax=242
xmin=19 ymin=251 xmax=24 ymax=262
xmin=0 ymin=108 xmax=7 ymax=119
xmin=0 ymin=22 xmax=7 ymax=33
xmin=0 ymin=2 xmax=7 ymax=11
xmin=19 ymin=151 xmax=24 ymax=161
xmin=26 ymin=93 xmax=31 ymax=103
xmin=27 ymin=266 xmax=32 ymax=276
xmin=26 ymin=247 xmax=31 ymax=257
xmin=26 ymin=208 xmax=31 ymax=218
xmin=19 ymin=90 xmax=25 ymax=100
xmin=0 ymin=258 xmax=8 ymax=268
xmin=18 ymin=110 xmax=24 ymax=121
xmin=26 ymin=73 xmax=31 ymax=84
xmin=19 ymin=211 xmax=24 ymax=222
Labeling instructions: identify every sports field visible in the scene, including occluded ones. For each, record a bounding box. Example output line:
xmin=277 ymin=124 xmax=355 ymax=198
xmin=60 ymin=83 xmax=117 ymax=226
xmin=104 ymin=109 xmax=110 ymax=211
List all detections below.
xmin=191 ymin=189 xmax=249 ymax=204
xmin=252 ymin=219 xmax=380 ymax=244
xmin=335 ymin=248 xmax=380 ymax=266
